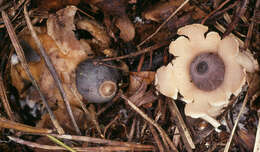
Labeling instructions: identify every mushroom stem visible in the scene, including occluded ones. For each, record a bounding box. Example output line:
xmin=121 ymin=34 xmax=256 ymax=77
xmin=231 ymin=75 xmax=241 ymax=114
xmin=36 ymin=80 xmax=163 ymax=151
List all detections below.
xmin=200 ymin=115 xmax=221 ymax=129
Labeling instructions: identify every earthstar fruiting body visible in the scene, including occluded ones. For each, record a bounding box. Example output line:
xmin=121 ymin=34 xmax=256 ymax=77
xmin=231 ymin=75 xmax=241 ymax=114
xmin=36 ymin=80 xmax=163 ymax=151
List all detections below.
xmin=76 ymin=60 xmax=120 ymax=103
xmin=155 ymin=24 xmax=257 ymax=128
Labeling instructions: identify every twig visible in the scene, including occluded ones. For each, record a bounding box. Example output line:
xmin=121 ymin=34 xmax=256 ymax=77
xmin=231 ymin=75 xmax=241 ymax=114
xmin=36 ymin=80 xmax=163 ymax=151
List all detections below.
xmin=137 ymin=0 xmax=189 ymax=48
xmin=210 ymin=1 xmax=239 ymax=20
xmin=223 ymin=0 xmax=248 ymax=37
xmin=149 ymin=124 xmax=165 ymax=152
xmin=168 ymin=99 xmax=195 ymax=151
xmin=128 ymin=117 xmax=136 ymax=141
xmin=243 ymin=0 xmax=260 ymax=51
xmin=201 ymin=0 xmax=231 ymax=24
xmin=214 ymin=21 xmax=246 ymax=47
xmin=23 ymin=2 xmax=81 ymax=135
xmin=254 ymin=111 xmax=260 ymax=152
xmin=50 ymin=134 xmax=154 ymax=149
xmin=100 ymin=41 xmax=169 ymax=62
xmin=0 ymin=76 xmax=15 ymax=121
xmin=189 ymin=0 xmax=210 ymax=14
xmin=104 ymin=115 xmax=120 ymax=137
xmin=77 ymin=8 xmax=94 ymax=20
xmin=0 ymin=117 xmax=52 ymax=134
xmin=1 ymin=10 xmax=64 ymax=134
xmin=120 ymin=93 xmax=179 ymax=152
xmin=224 ymin=93 xmax=248 ymax=152
xmin=96 ymin=94 xmax=120 ymax=116
xmin=137 ymin=54 xmax=145 ymax=72
xmin=9 ymin=136 xmax=153 ymax=151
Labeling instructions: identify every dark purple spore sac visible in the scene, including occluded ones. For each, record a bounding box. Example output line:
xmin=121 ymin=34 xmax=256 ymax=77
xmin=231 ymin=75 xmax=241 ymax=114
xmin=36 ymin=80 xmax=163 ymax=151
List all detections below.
xmin=189 ymin=52 xmax=225 ymax=91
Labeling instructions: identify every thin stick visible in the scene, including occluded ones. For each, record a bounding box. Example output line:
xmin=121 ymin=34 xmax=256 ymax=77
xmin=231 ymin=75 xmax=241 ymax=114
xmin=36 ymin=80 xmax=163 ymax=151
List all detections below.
xmin=149 ymin=124 xmax=165 ymax=152
xmin=223 ymin=0 xmax=248 ymax=37
xmin=137 ymin=54 xmax=145 ymax=72
xmin=253 ymin=111 xmax=260 ymax=152
xmin=137 ymin=0 xmax=189 ymax=48
xmin=100 ymin=42 xmax=169 ymax=62
xmin=23 ymin=2 xmax=81 ymax=135
xmin=0 ymin=76 xmax=15 ymax=121
xmin=210 ymin=1 xmax=239 ymax=20
xmin=0 ymin=117 xmax=52 ymax=134
xmin=8 ymin=136 xmax=154 ymax=151
xmin=243 ymin=0 xmax=260 ymax=51
xmin=77 ymin=8 xmax=95 ymax=20
xmin=120 ymin=93 xmax=179 ymax=152
xmin=201 ymin=0 xmax=231 ymax=24
xmin=1 ymin=10 xmax=64 ymax=134
xmin=168 ymin=99 xmax=195 ymax=151
xmin=128 ymin=117 xmax=136 ymax=141
xmin=224 ymin=93 xmax=248 ymax=152
xmin=50 ymin=134 xmax=154 ymax=149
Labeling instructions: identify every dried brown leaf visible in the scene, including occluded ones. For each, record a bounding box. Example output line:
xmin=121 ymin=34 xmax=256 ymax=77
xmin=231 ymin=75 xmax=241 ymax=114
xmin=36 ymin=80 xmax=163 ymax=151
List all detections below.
xmin=36 ymin=0 xmax=80 ymax=11
xmin=86 ymin=0 xmax=135 ymax=42
xmin=247 ymin=73 xmax=260 ymax=110
xmin=238 ymin=129 xmax=255 ymax=151
xmin=130 ymin=71 xmax=155 ymax=85
xmin=76 ymin=18 xmax=111 ymax=48
xmin=115 ymin=16 xmax=135 ymax=42
xmin=47 ymin=5 xmax=83 ymax=55
xmin=143 ymin=0 xmax=184 ymax=22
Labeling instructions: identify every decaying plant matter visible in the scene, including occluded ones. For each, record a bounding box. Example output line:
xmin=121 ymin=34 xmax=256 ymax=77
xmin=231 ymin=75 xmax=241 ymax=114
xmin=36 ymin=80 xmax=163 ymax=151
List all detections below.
xmin=0 ymin=0 xmax=259 ymax=152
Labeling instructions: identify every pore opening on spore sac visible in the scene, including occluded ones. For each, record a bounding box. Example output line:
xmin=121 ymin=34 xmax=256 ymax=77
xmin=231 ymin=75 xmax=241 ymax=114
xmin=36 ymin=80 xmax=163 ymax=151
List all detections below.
xmin=189 ymin=52 xmax=225 ymax=91
xmin=196 ymin=61 xmax=208 ymax=74
xmin=99 ymin=81 xmax=117 ymax=97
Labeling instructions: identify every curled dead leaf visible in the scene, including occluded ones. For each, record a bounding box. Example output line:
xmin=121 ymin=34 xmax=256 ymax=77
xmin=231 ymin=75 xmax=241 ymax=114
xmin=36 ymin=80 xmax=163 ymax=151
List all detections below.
xmin=76 ymin=18 xmax=111 ymax=48
xmin=127 ymin=72 xmax=156 ymax=107
xmin=237 ymin=129 xmax=255 ymax=151
xmin=143 ymin=1 xmax=182 ymax=22
xmin=130 ymin=71 xmax=155 ymax=85
xmin=247 ymin=73 xmax=260 ymax=110
xmin=115 ymin=16 xmax=135 ymax=42
xmin=85 ymin=0 xmax=135 ymax=42
xmin=143 ymin=0 xmax=206 ymax=22
xmin=47 ymin=5 xmax=84 ymax=55
xmin=36 ymin=0 xmax=80 ymax=11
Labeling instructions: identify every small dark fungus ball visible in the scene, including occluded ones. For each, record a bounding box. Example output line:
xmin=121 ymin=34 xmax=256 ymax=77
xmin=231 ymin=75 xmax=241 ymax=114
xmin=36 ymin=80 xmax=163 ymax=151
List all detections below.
xmin=76 ymin=60 xmax=120 ymax=103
